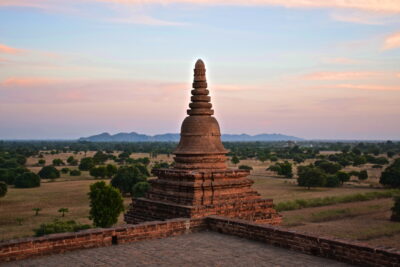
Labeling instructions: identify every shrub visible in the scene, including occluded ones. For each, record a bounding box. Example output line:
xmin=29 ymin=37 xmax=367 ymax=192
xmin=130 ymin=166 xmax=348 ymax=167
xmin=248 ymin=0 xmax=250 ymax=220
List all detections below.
xmin=79 ymin=157 xmax=95 ymax=171
xmin=239 ymin=165 xmax=253 ymax=171
xmin=391 ymin=196 xmax=400 ymax=222
xmin=38 ymin=159 xmax=46 ymax=165
xmin=88 ymin=181 xmax=124 ymax=228
xmin=70 ymin=169 xmax=81 ymax=176
xmin=38 ymin=165 xmax=60 ymax=179
xmin=34 ymin=219 xmax=91 ymax=237
xmin=132 ymin=181 xmax=150 ymax=198
xmin=14 ymin=172 xmax=41 ymax=188
xmin=0 ymin=182 xmax=7 ymax=198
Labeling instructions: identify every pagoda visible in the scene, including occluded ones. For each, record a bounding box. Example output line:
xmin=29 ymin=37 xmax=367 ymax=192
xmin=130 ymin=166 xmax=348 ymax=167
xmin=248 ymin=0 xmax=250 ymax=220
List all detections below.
xmin=125 ymin=60 xmax=281 ymax=225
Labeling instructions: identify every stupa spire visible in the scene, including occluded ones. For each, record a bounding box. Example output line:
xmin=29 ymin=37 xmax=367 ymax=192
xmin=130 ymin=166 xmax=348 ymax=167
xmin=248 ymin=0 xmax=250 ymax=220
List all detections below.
xmin=187 ymin=59 xmax=214 ymax=116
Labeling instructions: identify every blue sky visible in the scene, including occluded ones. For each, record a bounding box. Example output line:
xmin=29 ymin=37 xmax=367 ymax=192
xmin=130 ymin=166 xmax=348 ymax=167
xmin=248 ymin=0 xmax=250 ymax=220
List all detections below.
xmin=0 ymin=0 xmax=399 ymax=140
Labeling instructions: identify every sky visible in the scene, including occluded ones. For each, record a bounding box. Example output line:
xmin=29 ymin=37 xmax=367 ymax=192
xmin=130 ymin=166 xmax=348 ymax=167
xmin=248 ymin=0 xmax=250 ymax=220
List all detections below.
xmin=0 ymin=0 xmax=399 ymax=140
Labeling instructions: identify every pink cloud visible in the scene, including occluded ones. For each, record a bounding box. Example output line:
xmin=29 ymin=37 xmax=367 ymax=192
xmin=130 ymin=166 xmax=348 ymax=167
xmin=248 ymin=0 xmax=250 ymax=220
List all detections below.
xmin=2 ymin=0 xmax=400 ymax=13
xmin=0 ymin=77 xmax=61 ymax=87
xmin=323 ymin=57 xmax=361 ymax=65
xmin=336 ymin=84 xmax=400 ymax=91
xmin=303 ymin=71 xmax=382 ymax=80
xmin=0 ymin=43 xmax=24 ymax=54
xmin=382 ymin=32 xmax=400 ymax=50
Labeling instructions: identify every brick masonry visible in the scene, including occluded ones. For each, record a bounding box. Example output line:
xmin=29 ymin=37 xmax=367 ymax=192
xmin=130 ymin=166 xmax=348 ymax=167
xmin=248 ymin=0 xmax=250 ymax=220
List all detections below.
xmin=1 ymin=216 xmax=400 ymax=266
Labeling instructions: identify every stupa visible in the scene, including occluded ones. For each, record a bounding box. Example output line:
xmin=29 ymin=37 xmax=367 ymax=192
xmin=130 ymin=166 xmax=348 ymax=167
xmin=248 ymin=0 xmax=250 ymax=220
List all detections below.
xmin=125 ymin=60 xmax=281 ymax=225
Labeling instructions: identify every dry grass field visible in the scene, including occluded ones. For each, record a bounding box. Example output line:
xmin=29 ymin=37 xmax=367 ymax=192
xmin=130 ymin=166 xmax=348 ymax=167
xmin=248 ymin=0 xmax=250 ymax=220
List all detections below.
xmin=1 ymin=152 xmax=398 ymax=249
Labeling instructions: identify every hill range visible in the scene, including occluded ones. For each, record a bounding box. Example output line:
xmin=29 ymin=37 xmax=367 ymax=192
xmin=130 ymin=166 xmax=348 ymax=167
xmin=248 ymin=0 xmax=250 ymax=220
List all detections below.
xmin=79 ymin=132 xmax=303 ymax=142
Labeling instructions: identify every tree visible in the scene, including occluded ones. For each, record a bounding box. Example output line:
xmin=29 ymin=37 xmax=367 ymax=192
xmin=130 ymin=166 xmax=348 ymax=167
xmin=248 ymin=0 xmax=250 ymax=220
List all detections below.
xmin=67 ymin=156 xmax=75 ymax=164
xmin=90 ymin=166 xmax=107 ymax=179
xmin=231 ymin=155 xmax=240 ymax=165
xmin=70 ymin=169 xmax=81 ymax=176
xmin=111 ymin=165 xmax=147 ymax=195
xmin=93 ymin=151 xmax=108 ymax=165
xmin=38 ymin=159 xmax=46 ymax=166
xmin=38 ymin=165 xmax=60 ymax=179
xmin=0 ymin=182 xmax=7 ymax=198
xmin=58 ymin=208 xmax=69 ymax=217
xmin=314 ymin=160 xmax=341 ymax=174
xmin=358 ymin=170 xmax=368 ymax=181
xmin=52 ymin=159 xmax=65 ymax=166
xmin=239 ymin=165 xmax=253 ymax=171
xmin=336 ymin=171 xmax=350 ymax=185
xmin=32 ymin=208 xmax=42 ymax=216
xmin=267 ymin=161 xmax=293 ymax=178
xmin=297 ymin=165 xmax=327 ymax=189
xmin=79 ymin=157 xmax=95 ymax=171
xmin=132 ymin=181 xmax=150 ymax=198
xmin=61 ymin=167 xmax=70 ymax=174
xmin=387 ymin=151 xmax=395 ymax=158
xmin=88 ymin=181 xmax=124 ymax=228
xmin=380 ymin=159 xmax=400 ymax=188
xmin=325 ymin=175 xmax=340 ymax=187
xmin=391 ymin=196 xmax=400 ymax=221
xmin=15 ymin=172 xmax=41 ymax=188
xmin=106 ymin=164 xmax=118 ymax=178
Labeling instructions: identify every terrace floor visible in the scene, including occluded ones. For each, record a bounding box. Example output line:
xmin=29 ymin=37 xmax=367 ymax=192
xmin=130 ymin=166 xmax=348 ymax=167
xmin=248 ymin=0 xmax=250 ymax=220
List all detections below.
xmin=5 ymin=231 xmax=350 ymax=266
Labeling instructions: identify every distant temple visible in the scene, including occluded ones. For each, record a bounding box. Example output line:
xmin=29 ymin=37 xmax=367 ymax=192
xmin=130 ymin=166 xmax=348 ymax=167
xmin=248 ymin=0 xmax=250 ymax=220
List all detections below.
xmin=125 ymin=59 xmax=281 ymax=225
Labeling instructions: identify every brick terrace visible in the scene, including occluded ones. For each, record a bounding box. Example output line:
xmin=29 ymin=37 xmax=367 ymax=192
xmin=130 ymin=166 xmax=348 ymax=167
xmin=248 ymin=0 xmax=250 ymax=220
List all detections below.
xmin=3 ymin=232 xmax=349 ymax=267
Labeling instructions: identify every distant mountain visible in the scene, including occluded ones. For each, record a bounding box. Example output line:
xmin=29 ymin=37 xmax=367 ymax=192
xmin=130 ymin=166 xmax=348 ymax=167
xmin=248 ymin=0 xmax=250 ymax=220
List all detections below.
xmin=79 ymin=132 xmax=303 ymax=142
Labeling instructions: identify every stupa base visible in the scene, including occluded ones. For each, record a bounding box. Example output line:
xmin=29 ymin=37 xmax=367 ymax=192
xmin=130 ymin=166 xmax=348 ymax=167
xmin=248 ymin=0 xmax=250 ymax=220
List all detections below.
xmin=124 ymin=197 xmax=282 ymax=225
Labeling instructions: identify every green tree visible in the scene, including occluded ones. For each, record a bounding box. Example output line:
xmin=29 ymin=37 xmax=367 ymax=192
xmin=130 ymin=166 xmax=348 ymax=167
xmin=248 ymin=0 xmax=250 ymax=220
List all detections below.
xmin=88 ymin=181 xmax=124 ymax=228
xmin=239 ymin=165 xmax=253 ymax=171
xmin=61 ymin=167 xmax=70 ymax=174
xmin=132 ymin=181 xmax=150 ymax=198
xmin=336 ymin=171 xmax=350 ymax=185
xmin=106 ymin=164 xmax=118 ymax=178
xmin=90 ymin=166 xmax=107 ymax=179
xmin=231 ymin=155 xmax=240 ymax=165
xmin=391 ymin=195 xmax=400 ymax=222
xmin=297 ymin=165 xmax=327 ymax=189
xmin=70 ymin=169 xmax=81 ymax=176
xmin=93 ymin=151 xmax=108 ymax=165
xmin=111 ymin=165 xmax=147 ymax=195
xmin=67 ymin=156 xmax=75 ymax=164
xmin=38 ymin=159 xmax=46 ymax=166
xmin=314 ymin=160 xmax=341 ymax=174
xmin=79 ymin=157 xmax=95 ymax=171
xmin=380 ymin=159 xmax=400 ymax=188
xmin=325 ymin=175 xmax=340 ymax=187
xmin=52 ymin=158 xmax=65 ymax=166
xmin=38 ymin=165 xmax=60 ymax=179
xmin=32 ymin=208 xmax=42 ymax=216
xmin=358 ymin=170 xmax=368 ymax=181
xmin=0 ymin=182 xmax=7 ymax=198
xmin=58 ymin=208 xmax=69 ymax=217
xmin=15 ymin=172 xmax=41 ymax=188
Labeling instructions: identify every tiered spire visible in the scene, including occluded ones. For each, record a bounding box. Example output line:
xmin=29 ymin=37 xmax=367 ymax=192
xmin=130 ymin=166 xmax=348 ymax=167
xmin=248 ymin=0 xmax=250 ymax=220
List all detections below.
xmin=187 ymin=59 xmax=214 ymax=116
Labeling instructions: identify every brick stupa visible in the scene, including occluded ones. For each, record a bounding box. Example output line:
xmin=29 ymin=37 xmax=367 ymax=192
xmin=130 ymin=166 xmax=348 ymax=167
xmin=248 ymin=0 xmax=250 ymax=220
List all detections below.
xmin=125 ymin=60 xmax=282 ymax=225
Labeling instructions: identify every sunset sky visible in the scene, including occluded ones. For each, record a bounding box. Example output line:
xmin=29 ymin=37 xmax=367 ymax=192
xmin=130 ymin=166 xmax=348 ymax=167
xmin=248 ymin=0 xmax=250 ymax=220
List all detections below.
xmin=0 ymin=0 xmax=399 ymax=140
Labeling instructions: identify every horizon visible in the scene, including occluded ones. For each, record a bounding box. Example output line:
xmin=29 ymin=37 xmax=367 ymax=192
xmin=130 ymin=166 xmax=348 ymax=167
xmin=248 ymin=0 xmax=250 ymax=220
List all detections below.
xmin=1 ymin=1 xmax=399 ymax=140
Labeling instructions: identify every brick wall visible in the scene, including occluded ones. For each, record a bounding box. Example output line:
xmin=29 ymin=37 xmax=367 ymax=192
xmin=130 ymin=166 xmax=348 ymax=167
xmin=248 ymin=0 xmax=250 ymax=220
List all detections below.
xmin=0 ymin=218 xmax=206 ymax=263
xmin=206 ymin=216 xmax=400 ymax=266
xmin=2 ymin=216 xmax=400 ymax=265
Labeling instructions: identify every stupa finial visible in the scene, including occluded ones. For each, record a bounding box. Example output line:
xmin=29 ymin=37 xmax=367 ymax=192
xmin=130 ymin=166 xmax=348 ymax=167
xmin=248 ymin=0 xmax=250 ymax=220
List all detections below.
xmin=188 ymin=59 xmax=213 ymax=116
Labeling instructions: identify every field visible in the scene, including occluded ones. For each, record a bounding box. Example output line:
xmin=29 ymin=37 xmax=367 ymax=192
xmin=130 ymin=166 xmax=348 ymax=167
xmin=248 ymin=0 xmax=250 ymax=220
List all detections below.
xmin=1 ymin=152 xmax=399 ymax=250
